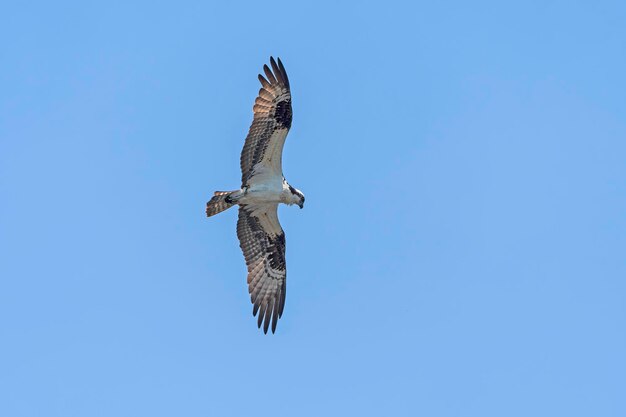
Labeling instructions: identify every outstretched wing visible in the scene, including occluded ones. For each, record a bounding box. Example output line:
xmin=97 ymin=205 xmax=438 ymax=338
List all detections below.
xmin=236 ymin=204 xmax=287 ymax=334
xmin=240 ymin=57 xmax=292 ymax=187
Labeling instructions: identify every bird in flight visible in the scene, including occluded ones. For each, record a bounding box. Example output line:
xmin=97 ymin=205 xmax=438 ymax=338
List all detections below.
xmin=206 ymin=57 xmax=304 ymax=334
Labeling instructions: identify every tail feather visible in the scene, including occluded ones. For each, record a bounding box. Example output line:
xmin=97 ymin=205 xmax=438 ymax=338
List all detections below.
xmin=206 ymin=191 xmax=237 ymax=217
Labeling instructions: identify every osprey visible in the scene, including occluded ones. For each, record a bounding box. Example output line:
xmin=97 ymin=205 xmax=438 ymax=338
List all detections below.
xmin=206 ymin=57 xmax=304 ymax=334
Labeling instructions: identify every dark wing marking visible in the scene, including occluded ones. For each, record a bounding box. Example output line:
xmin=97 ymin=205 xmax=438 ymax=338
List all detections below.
xmin=236 ymin=205 xmax=287 ymax=334
xmin=240 ymin=57 xmax=292 ymax=187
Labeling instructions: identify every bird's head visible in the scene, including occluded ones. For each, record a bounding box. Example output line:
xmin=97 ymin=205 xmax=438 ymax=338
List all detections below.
xmin=288 ymin=185 xmax=305 ymax=209
xmin=297 ymin=192 xmax=305 ymax=209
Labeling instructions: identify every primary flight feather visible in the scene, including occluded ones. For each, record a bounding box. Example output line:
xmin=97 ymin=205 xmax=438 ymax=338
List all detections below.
xmin=206 ymin=57 xmax=304 ymax=334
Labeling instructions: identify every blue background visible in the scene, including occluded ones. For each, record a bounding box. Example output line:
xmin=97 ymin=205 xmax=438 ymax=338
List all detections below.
xmin=1 ymin=1 xmax=625 ymax=416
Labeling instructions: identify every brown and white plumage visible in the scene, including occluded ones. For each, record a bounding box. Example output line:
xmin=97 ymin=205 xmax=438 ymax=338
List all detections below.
xmin=237 ymin=205 xmax=286 ymax=334
xmin=205 ymin=57 xmax=304 ymax=334
xmin=240 ymin=57 xmax=292 ymax=187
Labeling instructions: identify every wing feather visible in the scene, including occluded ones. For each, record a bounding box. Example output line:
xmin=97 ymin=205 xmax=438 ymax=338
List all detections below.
xmin=258 ymin=74 xmax=271 ymax=89
xmin=276 ymin=58 xmax=290 ymax=89
xmin=236 ymin=205 xmax=287 ymax=334
xmin=255 ymin=97 xmax=273 ymax=106
xmin=240 ymin=57 xmax=292 ymax=187
xmin=258 ymin=88 xmax=274 ymax=101
xmin=263 ymin=64 xmax=278 ymax=84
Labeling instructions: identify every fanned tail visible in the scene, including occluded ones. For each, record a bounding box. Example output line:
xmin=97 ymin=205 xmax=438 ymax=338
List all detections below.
xmin=206 ymin=191 xmax=238 ymax=217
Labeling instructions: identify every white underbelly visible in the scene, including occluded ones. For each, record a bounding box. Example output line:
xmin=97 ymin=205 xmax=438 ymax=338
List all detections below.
xmin=243 ymin=165 xmax=284 ymax=204
xmin=241 ymin=189 xmax=282 ymax=204
xmin=241 ymin=177 xmax=284 ymax=204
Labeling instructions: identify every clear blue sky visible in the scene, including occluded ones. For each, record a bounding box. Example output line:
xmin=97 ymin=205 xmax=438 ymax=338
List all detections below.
xmin=1 ymin=1 xmax=625 ymax=416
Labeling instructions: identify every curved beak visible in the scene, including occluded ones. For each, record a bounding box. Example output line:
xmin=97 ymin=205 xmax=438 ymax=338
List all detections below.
xmin=298 ymin=202 xmax=304 ymax=209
